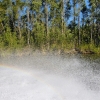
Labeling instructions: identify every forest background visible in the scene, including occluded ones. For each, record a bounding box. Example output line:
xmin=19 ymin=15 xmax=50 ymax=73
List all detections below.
xmin=0 ymin=0 xmax=100 ymax=55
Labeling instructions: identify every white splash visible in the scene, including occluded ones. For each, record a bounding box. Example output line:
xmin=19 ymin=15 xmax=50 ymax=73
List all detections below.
xmin=0 ymin=53 xmax=100 ymax=100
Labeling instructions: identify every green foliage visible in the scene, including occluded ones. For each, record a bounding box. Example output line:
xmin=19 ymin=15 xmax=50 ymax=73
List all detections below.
xmin=2 ymin=27 xmax=18 ymax=49
xmin=0 ymin=0 xmax=100 ymax=54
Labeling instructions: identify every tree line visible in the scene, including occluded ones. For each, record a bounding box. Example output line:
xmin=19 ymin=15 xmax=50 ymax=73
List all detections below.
xmin=0 ymin=0 xmax=100 ymax=53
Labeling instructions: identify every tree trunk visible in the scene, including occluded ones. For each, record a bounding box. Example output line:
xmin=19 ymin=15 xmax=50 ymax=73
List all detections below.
xmin=90 ymin=17 xmax=94 ymax=44
xmin=73 ymin=0 xmax=75 ymax=35
xmin=18 ymin=20 xmax=21 ymax=39
xmin=27 ymin=8 xmax=30 ymax=46
xmin=78 ymin=15 xmax=80 ymax=46
xmin=1 ymin=22 xmax=5 ymax=33
xmin=90 ymin=24 xmax=93 ymax=44
xmin=61 ymin=0 xmax=64 ymax=34
xmin=73 ymin=0 xmax=76 ymax=49
xmin=45 ymin=3 xmax=48 ymax=35
xmin=44 ymin=2 xmax=49 ymax=50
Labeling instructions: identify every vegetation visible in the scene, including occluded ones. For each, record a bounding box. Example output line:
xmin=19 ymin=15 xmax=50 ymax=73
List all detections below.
xmin=0 ymin=0 xmax=100 ymax=54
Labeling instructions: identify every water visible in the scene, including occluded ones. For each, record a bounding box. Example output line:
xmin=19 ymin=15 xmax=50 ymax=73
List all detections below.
xmin=0 ymin=53 xmax=100 ymax=100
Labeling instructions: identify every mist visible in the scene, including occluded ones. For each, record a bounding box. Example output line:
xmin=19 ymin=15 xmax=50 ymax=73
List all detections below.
xmin=0 ymin=52 xmax=100 ymax=100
